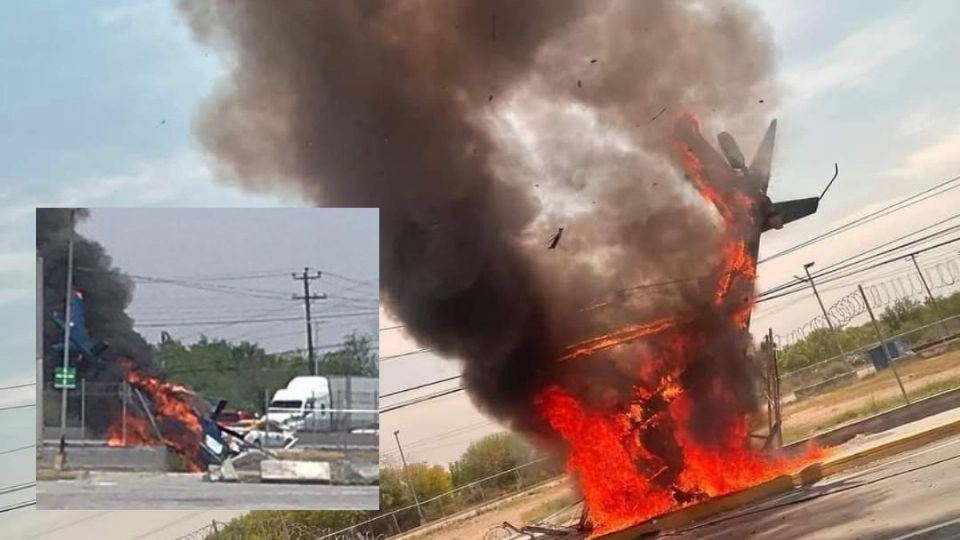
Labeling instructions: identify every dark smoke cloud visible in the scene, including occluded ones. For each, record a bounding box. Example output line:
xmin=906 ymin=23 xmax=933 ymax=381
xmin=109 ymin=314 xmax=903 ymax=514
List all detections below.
xmin=178 ymin=0 xmax=777 ymax=435
xmin=37 ymin=208 xmax=159 ymax=434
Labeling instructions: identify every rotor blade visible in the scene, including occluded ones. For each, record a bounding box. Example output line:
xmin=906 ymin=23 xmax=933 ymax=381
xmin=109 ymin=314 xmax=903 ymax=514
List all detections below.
xmin=717 ymin=132 xmax=746 ymax=170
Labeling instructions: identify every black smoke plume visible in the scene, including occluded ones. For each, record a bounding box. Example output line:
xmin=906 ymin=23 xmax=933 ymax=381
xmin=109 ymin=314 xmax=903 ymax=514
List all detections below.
xmin=178 ymin=0 xmax=777 ymax=437
xmin=37 ymin=208 xmax=159 ymax=434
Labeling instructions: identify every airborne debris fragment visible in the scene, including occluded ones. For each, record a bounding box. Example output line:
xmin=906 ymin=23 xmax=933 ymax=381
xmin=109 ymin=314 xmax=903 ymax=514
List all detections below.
xmin=649 ymin=106 xmax=668 ymax=122
xmin=547 ymin=227 xmax=564 ymax=249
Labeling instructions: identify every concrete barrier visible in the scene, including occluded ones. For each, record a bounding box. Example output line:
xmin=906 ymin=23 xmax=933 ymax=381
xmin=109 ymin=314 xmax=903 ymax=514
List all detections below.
xmin=260 ymin=460 xmax=332 ymax=483
xmin=37 ymin=445 xmax=169 ymax=472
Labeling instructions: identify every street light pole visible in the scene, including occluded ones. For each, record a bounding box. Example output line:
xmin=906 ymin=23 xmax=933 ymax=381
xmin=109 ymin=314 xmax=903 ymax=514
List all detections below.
xmin=393 ymin=429 xmax=426 ymax=525
xmin=57 ymin=216 xmax=76 ymax=468
xmin=803 ymin=262 xmax=847 ymax=360
xmin=36 ymin=256 xmax=44 ymax=460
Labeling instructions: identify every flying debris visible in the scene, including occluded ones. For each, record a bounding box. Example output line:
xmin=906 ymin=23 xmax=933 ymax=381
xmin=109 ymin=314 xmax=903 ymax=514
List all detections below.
xmin=548 ymin=227 xmax=564 ymax=250
xmin=108 ymin=361 xmax=274 ymax=470
xmin=50 ymin=289 xmax=108 ymax=376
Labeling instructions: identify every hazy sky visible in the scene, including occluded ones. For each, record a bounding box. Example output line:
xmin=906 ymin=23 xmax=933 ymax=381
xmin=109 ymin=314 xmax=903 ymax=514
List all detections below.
xmin=78 ymin=208 xmax=379 ymax=354
xmin=2 ymin=0 xmax=960 ymax=532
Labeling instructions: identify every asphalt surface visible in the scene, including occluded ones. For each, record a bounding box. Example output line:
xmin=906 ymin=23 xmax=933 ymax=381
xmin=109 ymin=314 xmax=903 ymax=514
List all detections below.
xmin=660 ymin=435 xmax=960 ymax=540
xmin=37 ymin=472 xmax=379 ymax=510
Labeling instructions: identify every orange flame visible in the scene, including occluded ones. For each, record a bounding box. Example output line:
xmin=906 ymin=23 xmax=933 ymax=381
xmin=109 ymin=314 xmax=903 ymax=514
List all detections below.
xmin=105 ymin=358 xmax=206 ymax=472
xmin=559 ymin=318 xmax=675 ymax=362
xmin=533 ymin=112 xmax=823 ymax=536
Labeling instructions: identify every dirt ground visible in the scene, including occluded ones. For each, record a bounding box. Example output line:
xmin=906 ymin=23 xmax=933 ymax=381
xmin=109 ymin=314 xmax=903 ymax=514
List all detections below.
xmin=414 ymin=481 xmax=576 ymax=540
xmin=781 ymin=349 xmax=960 ymax=440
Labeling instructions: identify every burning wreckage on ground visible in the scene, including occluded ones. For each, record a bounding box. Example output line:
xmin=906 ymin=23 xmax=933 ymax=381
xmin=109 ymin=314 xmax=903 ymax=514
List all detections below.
xmin=520 ymin=115 xmax=831 ymax=537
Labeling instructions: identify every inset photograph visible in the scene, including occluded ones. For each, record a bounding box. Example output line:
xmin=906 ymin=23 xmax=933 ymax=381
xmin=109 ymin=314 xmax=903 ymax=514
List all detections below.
xmin=36 ymin=208 xmax=379 ymax=510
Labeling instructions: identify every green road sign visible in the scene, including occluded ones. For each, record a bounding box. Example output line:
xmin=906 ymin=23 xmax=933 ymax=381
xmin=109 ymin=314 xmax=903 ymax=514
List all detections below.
xmin=54 ymin=366 xmax=77 ymax=389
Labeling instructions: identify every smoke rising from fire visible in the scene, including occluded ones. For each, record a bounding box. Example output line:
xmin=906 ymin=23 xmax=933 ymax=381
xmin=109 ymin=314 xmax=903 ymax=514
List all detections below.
xmin=178 ymin=0 xmax=778 ymax=437
xmin=37 ymin=208 xmax=160 ymax=434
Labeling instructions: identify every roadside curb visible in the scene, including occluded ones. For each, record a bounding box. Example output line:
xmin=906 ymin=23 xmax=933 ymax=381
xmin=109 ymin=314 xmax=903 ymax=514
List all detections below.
xmin=36 ymin=469 xmax=90 ymax=481
xmin=598 ymin=416 xmax=960 ymax=539
xmin=797 ymin=416 xmax=960 ymax=484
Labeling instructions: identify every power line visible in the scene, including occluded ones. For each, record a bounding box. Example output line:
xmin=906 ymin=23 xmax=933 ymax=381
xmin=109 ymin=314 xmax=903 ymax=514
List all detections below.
xmin=178 ymin=303 xmax=300 ymax=342
xmin=758 ymin=173 xmax=960 ymax=265
xmin=0 ymin=383 xmax=35 ymax=392
xmin=127 ymin=273 xmax=291 ymax=300
xmin=135 ymin=310 xmax=377 ymax=328
xmin=381 ymin=375 xmax=461 ymax=399
xmin=0 ymin=444 xmax=35 ymax=456
xmin=760 ymin=231 xmax=960 ymax=301
xmin=379 ymin=347 xmax=434 ymax=361
xmin=380 ymin=419 xmax=497 ymax=456
xmin=757 ymin=222 xmax=960 ymax=301
xmin=319 ymin=270 xmax=377 ymax=289
xmin=0 ymin=482 xmax=35 ymax=496
xmin=381 ymin=386 xmax=465 ymax=413
xmin=0 ymin=403 xmax=35 ymax=412
xmin=0 ymin=500 xmax=36 ymax=513
xmin=756 ymin=236 xmax=960 ymax=304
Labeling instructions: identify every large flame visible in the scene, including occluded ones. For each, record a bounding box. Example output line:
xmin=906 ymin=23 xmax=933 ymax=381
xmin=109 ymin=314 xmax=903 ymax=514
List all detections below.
xmin=534 ymin=114 xmax=824 ymax=536
xmin=105 ymin=357 xmax=206 ymax=472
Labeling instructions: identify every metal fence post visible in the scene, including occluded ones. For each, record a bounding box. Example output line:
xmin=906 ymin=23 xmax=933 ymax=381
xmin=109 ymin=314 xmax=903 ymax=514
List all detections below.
xmin=122 ymin=381 xmax=128 ymax=445
xmin=264 ymin=388 xmax=270 ymax=446
xmin=346 ymin=375 xmax=353 ymax=431
xmin=80 ymin=378 xmax=86 ymax=444
xmin=859 ymin=284 xmax=910 ymax=405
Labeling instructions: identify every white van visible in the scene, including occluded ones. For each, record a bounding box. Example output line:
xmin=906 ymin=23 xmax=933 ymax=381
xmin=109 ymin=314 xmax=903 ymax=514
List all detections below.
xmin=266 ymin=377 xmax=332 ymax=426
xmin=266 ymin=375 xmax=378 ymax=432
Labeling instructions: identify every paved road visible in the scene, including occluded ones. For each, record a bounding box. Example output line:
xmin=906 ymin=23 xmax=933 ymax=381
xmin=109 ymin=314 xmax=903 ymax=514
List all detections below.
xmin=37 ymin=472 xmax=379 ymax=510
xmin=662 ymin=435 xmax=960 ymax=540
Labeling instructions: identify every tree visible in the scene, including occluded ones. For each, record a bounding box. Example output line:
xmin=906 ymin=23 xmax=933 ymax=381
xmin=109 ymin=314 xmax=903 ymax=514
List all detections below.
xmin=449 ymin=432 xmax=539 ymax=488
xmin=156 ymin=338 xmax=302 ymax=413
xmin=317 ymin=332 xmax=378 ymax=376
xmin=881 ymin=297 xmax=921 ymax=333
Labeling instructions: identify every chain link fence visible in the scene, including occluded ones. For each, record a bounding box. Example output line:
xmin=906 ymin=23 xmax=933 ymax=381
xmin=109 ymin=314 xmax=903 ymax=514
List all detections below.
xmin=775 ymin=312 xmax=960 ymax=443
xmin=41 ymin=380 xmax=132 ymax=444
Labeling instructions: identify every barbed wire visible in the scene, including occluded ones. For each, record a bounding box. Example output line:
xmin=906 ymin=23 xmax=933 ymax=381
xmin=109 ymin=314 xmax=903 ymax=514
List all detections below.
xmin=775 ymin=257 xmax=960 ymax=347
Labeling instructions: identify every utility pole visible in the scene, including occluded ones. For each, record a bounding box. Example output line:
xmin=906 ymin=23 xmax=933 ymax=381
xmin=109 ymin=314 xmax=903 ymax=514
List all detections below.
xmin=394 ymin=429 xmax=426 ymax=525
xmin=859 ymin=285 xmax=910 ymax=405
xmin=56 ymin=212 xmax=76 ymax=469
xmin=907 ymin=252 xmax=951 ymax=342
xmin=802 ymin=262 xmax=847 ymax=361
xmin=292 ymin=268 xmax=326 ymax=375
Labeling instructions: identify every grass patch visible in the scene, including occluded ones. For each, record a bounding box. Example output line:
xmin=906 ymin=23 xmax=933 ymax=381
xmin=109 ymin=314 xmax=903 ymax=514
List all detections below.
xmin=782 ymin=374 xmax=960 ymax=443
xmin=520 ymin=494 xmax=575 ymax=524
